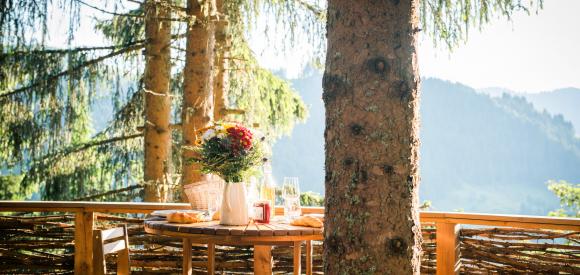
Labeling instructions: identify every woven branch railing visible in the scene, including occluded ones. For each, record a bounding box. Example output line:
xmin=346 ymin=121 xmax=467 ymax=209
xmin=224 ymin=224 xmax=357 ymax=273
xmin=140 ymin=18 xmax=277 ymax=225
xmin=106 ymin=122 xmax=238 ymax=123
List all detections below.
xmin=0 ymin=214 xmax=434 ymax=274
xmin=460 ymin=227 xmax=580 ymax=274
xmin=0 ymin=201 xmax=578 ymax=274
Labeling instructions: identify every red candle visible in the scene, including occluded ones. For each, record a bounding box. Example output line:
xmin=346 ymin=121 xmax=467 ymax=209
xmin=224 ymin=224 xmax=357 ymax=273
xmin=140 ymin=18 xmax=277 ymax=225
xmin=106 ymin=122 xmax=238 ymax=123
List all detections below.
xmin=253 ymin=200 xmax=271 ymax=223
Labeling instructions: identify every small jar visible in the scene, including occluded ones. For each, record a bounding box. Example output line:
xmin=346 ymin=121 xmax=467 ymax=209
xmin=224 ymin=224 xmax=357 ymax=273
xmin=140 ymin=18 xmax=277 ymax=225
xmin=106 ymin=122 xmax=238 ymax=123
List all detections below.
xmin=253 ymin=200 xmax=271 ymax=223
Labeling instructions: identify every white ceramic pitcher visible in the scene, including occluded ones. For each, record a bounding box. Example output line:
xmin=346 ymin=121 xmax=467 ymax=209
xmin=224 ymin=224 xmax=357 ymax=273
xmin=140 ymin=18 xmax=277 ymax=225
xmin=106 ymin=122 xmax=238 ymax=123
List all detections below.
xmin=219 ymin=183 xmax=249 ymax=225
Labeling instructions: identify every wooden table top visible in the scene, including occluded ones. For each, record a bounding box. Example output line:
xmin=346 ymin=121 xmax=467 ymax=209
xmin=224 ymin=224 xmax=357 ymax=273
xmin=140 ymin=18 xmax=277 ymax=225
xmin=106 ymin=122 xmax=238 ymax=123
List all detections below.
xmin=144 ymin=218 xmax=323 ymax=244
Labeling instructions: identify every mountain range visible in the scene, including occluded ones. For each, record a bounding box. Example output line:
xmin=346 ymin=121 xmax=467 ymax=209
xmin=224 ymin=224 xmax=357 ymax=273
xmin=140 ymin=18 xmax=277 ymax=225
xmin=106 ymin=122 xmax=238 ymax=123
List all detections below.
xmin=272 ymin=75 xmax=580 ymax=216
xmin=478 ymin=87 xmax=580 ymax=137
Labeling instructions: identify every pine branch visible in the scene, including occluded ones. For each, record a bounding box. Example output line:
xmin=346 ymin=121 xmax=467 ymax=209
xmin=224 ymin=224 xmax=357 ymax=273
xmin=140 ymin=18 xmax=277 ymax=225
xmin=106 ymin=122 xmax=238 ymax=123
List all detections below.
xmin=106 ymin=92 xmax=144 ymax=131
xmin=32 ymin=132 xmax=143 ymax=163
xmin=20 ymin=132 xmax=144 ymax=190
xmin=0 ymin=42 xmax=146 ymax=98
xmin=67 ymin=133 xmax=143 ymax=155
xmin=1 ymin=32 xmax=187 ymax=99
xmin=170 ymin=46 xmax=186 ymax=52
xmin=126 ymin=0 xmax=187 ymax=13
xmin=72 ymin=184 xmax=143 ymax=201
xmin=78 ymin=0 xmax=188 ymax=22
xmin=77 ymin=0 xmax=144 ymax=17
xmin=4 ymin=42 xmax=146 ymax=56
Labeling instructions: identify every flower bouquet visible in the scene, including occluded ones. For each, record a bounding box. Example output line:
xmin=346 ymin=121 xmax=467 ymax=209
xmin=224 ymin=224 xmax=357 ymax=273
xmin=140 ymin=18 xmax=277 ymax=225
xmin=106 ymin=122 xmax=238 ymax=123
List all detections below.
xmin=188 ymin=122 xmax=265 ymax=225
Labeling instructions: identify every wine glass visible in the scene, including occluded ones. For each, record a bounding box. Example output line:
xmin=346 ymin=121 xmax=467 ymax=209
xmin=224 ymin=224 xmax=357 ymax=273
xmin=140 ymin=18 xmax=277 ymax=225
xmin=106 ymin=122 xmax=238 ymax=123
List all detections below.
xmin=282 ymin=177 xmax=301 ymax=222
xmin=206 ymin=190 xmax=220 ymax=220
xmin=282 ymin=177 xmax=300 ymax=198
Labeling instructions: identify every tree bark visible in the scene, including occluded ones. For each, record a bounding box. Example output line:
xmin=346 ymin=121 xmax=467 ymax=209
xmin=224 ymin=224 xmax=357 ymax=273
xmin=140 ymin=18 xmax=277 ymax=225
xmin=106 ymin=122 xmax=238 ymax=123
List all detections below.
xmin=143 ymin=0 xmax=172 ymax=202
xmin=213 ymin=0 xmax=229 ymax=122
xmin=323 ymin=0 xmax=422 ymax=274
xmin=181 ymin=0 xmax=215 ymax=186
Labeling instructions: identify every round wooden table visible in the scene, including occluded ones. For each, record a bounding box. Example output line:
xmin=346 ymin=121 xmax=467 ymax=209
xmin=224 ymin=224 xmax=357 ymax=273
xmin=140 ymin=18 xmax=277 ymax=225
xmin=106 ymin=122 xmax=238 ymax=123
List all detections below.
xmin=144 ymin=218 xmax=323 ymax=275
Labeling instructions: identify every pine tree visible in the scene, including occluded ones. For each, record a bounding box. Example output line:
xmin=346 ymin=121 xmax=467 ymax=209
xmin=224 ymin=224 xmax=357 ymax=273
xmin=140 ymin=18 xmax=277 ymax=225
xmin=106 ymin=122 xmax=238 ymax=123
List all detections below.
xmin=181 ymin=0 xmax=216 ymax=187
xmin=322 ymin=0 xmax=542 ymax=273
xmin=213 ymin=0 xmax=229 ymax=122
xmin=142 ymin=0 xmax=173 ymax=202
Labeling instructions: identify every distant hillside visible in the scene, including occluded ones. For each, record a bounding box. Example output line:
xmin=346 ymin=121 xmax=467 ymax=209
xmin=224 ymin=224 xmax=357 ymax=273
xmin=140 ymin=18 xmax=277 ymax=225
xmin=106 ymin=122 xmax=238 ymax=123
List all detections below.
xmin=526 ymin=88 xmax=580 ymax=137
xmin=273 ymin=75 xmax=580 ymax=215
xmin=493 ymin=93 xmax=580 ymax=158
xmin=478 ymin=87 xmax=580 ymax=137
xmin=421 ymin=79 xmax=580 ymax=215
xmin=477 ymin=87 xmax=511 ymax=98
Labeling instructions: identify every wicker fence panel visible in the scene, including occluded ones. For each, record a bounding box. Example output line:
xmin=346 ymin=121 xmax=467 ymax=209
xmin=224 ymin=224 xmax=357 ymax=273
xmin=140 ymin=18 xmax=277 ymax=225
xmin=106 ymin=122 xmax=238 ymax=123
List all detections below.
xmin=0 ymin=215 xmax=76 ymax=274
xmin=459 ymin=227 xmax=580 ymax=274
xmin=421 ymin=224 xmax=437 ymax=274
xmin=7 ymin=213 xmax=577 ymax=274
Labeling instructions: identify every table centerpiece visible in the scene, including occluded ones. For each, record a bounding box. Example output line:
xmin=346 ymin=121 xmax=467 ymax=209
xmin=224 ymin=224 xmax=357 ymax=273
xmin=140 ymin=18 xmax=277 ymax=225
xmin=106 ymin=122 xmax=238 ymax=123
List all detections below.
xmin=188 ymin=122 xmax=265 ymax=225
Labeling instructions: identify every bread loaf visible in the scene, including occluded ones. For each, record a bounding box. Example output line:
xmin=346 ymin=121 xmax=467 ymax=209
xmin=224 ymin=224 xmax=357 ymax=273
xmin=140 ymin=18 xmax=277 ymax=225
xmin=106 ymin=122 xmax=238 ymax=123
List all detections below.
xmin=305 ymin=214 xmax=324 ymax=222
xmin=290 ymin=216 xmax=323 ymax=228
xmin=167 ymin=212 xmax=204 ymax=224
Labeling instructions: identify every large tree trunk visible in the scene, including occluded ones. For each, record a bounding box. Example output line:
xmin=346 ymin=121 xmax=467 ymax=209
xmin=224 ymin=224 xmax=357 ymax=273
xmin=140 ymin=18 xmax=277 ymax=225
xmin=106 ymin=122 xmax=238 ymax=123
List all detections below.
xmin=181 ymin=0 xmax=215 ymax=186
xmin=143 ymin=0 xmax=172 ymax=202
xmin=322 ymin=0 xmax=422 ymax=274
xmin=213 ymin=0 xmax=229 ymax=122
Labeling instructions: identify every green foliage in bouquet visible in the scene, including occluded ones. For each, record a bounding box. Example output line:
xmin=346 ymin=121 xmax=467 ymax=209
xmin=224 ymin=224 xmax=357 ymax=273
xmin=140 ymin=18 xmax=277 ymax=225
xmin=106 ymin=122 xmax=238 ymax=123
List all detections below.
xmin=188 ymin=123 xmax=265 ymax=183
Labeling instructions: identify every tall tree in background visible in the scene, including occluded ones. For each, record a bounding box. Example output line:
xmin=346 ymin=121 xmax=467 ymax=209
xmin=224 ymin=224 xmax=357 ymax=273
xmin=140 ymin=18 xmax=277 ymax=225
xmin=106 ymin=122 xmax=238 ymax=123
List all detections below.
xmin=181 ymin=0 xmax=216 ymax=186
xmin=213 ymin=0 xmax=229 ymax=122
xmin=143 ymin=0 xmax=173 ymax=202
xmin=323 ymin=0 xmax=542 ymax=273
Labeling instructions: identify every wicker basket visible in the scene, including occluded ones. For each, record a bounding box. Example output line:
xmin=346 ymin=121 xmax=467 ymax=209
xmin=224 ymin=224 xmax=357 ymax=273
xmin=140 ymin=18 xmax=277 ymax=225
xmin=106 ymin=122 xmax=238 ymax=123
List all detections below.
xmin=183 ymin=176 xmax=225 ymax=210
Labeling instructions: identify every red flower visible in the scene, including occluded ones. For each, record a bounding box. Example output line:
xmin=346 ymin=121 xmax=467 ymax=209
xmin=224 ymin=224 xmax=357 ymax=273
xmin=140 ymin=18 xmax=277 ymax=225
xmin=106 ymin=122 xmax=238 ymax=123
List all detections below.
xmin=227 ymin=125 xmax=253 ymax=152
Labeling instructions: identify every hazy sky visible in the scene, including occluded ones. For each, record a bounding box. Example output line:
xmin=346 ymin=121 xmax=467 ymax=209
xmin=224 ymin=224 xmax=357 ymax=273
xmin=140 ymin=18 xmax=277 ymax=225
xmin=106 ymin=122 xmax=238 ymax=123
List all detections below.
xmin=418 ymin=0 xmax=580 ymax=93
xmin=253 ymin=0 xmax=580 ymax=93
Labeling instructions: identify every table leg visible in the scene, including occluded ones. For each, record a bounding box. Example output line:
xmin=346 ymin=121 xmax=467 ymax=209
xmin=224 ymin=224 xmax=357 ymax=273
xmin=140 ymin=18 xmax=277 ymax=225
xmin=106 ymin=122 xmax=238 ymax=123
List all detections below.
xmin=306 ymin=240 xmax=312 ymax=275
xmin=254 ymin=245 xmax=272 ymax=275
xmin=207 ymin=242 xmax=215 ymax=275
xmin=293 ymin=241 xmax=302 ymax=275
xmin=182 ymin=238 xmax=192 ymax=275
